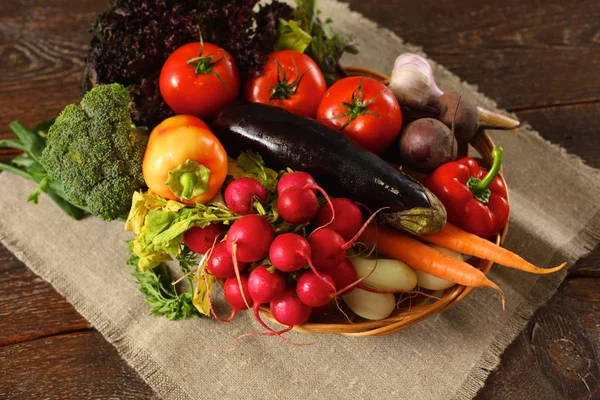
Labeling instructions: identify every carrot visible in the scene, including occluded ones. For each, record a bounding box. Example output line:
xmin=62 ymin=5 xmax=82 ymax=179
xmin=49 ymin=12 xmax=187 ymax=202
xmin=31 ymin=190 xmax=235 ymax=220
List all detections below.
xmin=420 ymin=223 xmax=567 ymax=275
xmin=360 ymin=224 xmax=505 ymax=309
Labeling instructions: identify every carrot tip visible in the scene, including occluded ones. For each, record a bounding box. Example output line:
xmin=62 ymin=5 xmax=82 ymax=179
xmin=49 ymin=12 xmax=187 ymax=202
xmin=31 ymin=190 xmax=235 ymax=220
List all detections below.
xmin=485 ymin=279 xmax=506 ymax=311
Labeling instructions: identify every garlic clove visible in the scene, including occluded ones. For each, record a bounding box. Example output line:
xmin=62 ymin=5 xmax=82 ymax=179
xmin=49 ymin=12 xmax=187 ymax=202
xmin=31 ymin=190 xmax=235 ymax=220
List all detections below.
xmin=389 ymin=53 xmax=443 ymax=107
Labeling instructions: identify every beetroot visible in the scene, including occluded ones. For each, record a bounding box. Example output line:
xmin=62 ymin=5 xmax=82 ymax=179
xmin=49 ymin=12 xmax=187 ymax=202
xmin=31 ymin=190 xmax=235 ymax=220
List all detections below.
xmin=398 ymin=118 xmax=457 ymax=172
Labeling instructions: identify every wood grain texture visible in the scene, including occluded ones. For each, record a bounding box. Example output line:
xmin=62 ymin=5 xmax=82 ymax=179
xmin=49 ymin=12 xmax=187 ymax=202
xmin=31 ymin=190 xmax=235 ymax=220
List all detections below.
xmin=0 ymin=0 xmax=599 ymax=399
xmin=0 ymin=244 xmax=90 ymax=347
xmin=475 ymin=275 xmax=600 ymax=400
xmin=0 ymin=331 xmax=159 ymax=400
xmin=516 ymin=103 xmax=600 ymax=170
xmin=343 ymin=0 xmax=600 ymax=110
xmin=0 ymin=0 xmax=102 ymax=133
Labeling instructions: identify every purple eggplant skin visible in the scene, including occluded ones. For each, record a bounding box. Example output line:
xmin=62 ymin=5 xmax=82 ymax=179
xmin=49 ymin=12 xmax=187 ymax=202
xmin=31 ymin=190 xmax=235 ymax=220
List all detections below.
xmin=211 ymin=102 xmax=446 ymax=236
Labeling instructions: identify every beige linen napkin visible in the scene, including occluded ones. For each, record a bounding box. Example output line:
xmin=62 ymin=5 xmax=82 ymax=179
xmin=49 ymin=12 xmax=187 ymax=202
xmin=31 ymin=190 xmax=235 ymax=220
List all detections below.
xmin=1 ymin=1 xmax=599 ymax=399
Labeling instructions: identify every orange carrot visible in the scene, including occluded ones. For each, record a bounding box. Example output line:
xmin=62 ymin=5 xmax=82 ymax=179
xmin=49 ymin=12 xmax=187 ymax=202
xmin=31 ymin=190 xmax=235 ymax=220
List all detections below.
xmin=360 ymin=224 xmax=505 ymax=309
xmin=420 ymin=223 xmax=566 ymax=274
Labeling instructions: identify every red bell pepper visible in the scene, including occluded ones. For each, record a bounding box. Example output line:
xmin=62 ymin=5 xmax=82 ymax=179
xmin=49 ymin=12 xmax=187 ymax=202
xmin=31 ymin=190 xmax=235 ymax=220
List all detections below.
xmin=423 ymin=147 xmax=509 ymax=238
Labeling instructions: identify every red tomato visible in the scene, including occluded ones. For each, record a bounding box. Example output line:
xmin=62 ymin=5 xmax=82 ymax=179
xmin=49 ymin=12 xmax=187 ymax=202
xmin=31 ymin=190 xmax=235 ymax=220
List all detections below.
xmin=244 ymin=50 xmax=326 ymax=118
xmin=159 ymin=41 xmax=240 ymax=118
xmin=316 ymin=77 xmax=402 ymax=154
xmin=143 ymin=115 xmax=228 ymax=204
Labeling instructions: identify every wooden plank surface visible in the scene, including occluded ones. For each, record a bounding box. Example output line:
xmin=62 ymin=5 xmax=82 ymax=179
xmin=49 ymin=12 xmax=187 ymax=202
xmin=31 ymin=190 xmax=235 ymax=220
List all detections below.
xmin=0 ymin=0 xmax=598 ymax=399
xmin=343 ymin=0 xmax=600 ymax=110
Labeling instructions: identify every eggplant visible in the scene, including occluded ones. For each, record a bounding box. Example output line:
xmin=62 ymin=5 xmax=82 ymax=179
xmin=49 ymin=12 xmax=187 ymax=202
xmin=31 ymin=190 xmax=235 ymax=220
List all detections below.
xmin=212 ymin=102 xmax=446 ymax=236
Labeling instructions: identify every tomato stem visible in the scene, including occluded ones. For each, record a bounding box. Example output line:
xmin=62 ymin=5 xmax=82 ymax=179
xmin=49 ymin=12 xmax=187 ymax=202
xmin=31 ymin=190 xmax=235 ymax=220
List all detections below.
xmin=268 ymin=57 xmax=308 ymax=102
xmin=186 ymin=30 xmax=228 ymax=87
xmin=325 ymin=78 xmax=386 ymax=130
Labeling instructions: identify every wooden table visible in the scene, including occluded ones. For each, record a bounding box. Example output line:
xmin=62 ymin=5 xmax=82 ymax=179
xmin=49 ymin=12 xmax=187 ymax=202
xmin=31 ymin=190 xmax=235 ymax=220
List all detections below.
xmin=1 ymin=1 xmax=598 ymax=398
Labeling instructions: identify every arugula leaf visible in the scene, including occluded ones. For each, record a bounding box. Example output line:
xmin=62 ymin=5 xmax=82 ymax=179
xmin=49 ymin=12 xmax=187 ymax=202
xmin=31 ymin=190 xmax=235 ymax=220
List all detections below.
xmin=125 ymin=191 xmax=240 ymax=271
xmin=235 ymin=151 xmax=279 ymax=194
xmin=275 ymin=20 xmax=312 ymax=53
xmin=192 ymin=267 xmax=215 ymax=317
xmin=126 ymin=243 xmax=201 ymax=320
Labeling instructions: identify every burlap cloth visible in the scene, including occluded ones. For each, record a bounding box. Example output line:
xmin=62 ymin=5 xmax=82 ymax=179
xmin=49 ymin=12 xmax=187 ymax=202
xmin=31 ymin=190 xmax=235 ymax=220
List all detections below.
xmin=2 ymin=1 xmax=600 ymax=399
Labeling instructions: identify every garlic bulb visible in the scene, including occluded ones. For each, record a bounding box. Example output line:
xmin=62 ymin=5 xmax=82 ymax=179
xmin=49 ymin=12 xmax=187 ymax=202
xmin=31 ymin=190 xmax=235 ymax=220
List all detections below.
xmin=389 ymin=53 xmax=443 ymax=107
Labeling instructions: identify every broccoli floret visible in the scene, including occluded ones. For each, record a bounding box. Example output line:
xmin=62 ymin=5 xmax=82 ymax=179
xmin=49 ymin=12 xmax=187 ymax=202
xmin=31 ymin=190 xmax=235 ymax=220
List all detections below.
xmin=41 ymin=84 xmax=148 ymax=221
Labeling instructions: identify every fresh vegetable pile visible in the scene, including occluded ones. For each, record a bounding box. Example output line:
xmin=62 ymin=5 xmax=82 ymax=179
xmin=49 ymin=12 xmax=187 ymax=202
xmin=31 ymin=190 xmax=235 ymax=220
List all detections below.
xmin=0 ymin=0 xmax=566 ymax=338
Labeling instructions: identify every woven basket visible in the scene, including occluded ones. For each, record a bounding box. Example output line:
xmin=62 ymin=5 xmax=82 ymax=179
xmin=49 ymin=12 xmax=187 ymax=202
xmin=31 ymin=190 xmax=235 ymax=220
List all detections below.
xmin=259 ymin=66 xmax=510 ymax=336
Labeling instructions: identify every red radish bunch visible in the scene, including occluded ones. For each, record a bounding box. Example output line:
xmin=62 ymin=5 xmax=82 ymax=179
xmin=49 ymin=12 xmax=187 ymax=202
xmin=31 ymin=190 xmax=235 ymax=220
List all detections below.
xmin=183 ymin=223 xmax=225 ymax=254
xmin=217 ymin=275 xmax=253 ymax=322
xmin=296 ymin=271 xmax=336 ymax=307
xmin=314 ymin=198 xmax=363 ymax=241
xmin=270 ymin=288 xmax=312 ymax=326
xmin=224 ymin=177 xmax=267 ymax=215
xmin=206 ymin=242 xmax=248 ymax=279
xmin=276 ymin=171 xmax=335 ymax=225
xmin=180 ymin=169 xmax=383 ymax=343
xmin=226 ymin=214 xmax=274 ymax=263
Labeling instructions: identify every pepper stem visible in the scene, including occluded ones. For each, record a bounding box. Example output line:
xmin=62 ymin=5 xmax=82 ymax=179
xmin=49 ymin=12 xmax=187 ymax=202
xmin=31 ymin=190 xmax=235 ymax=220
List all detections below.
xmin=165 ymin=159 xmax=212 ymax=201
xmin=179 ymin=172 xmax=196 ymax=199
xmin=471 ymin=147 xmax=504 ymax=195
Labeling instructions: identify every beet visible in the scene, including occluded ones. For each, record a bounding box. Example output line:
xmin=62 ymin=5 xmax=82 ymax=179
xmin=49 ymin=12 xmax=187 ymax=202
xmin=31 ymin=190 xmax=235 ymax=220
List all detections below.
xmin=398 ymin=118 xmax=458 ymax=173
xmin=437 ymin=92 xmax=478 ymax=145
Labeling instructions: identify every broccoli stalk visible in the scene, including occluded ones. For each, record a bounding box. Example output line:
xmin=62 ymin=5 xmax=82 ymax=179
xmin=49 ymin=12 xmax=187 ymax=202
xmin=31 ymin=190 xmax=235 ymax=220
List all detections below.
xmin=0 ymin=120 xmax=89 ymax=220
xmin=39 ymin=84 xmax=148 ymax=221
xmin=0 ymin=84 xmax=148 ymax=221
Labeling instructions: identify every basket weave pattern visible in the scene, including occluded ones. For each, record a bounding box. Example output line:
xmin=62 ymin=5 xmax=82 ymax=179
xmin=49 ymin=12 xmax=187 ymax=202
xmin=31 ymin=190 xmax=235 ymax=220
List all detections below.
xmin=259 ymin=67 xmax=509 ymax=336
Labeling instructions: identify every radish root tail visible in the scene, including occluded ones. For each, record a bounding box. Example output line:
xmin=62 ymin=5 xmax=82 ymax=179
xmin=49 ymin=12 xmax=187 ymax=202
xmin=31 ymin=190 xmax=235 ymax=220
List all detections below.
xmin=307 ymin=183 xmax=336 ymax=233
xmin=231 ymin=242 xmax=252 ymax=310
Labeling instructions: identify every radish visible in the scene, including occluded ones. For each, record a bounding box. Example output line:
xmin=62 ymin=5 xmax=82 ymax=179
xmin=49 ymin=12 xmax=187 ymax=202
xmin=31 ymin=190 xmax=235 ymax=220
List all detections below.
xmin=269 ymin=233 xmax=312 ymax=272
xmin=269 ymin=233 xmax=335 ymax=292
xmin=270 ymin=288 xmax=312 ymax=326
xmin=226 ymin=215 xmax=275 ymax=263
xmin=276 ymin=171 xmax=336 ymax=225
xmin=308 ymin=207 xmax=384 ymax=270
xmin=277 ymin=186 xmax=319 ymax=224
xmin=277 ymin=172 xmax=316 ymax=195
xmin=226 ymin=215 xmax=275 ymax=322
xmin=224 ymin=177 xmax=267 ymax=215
xmin=183 ymin=223 xmax=225 ymax=254
xmin=248 ymin=265 xmax=287 ymax=304
xmin=247 ymin=265 xmax=287 ymax=331
xmin=325 ymin=259 xmax=358 ymax=295
xmin=307 ymin=228 xmax=347 ymax=269
xmin=205 ymin=242 xmax=248 ymax=279
xmin=216 ymin=275 xmax=253 ymax=322
xmin=314 ymin=198 xmax=363 ymax=241
xmin=296 ymin=270 xmax=336 ymax=307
